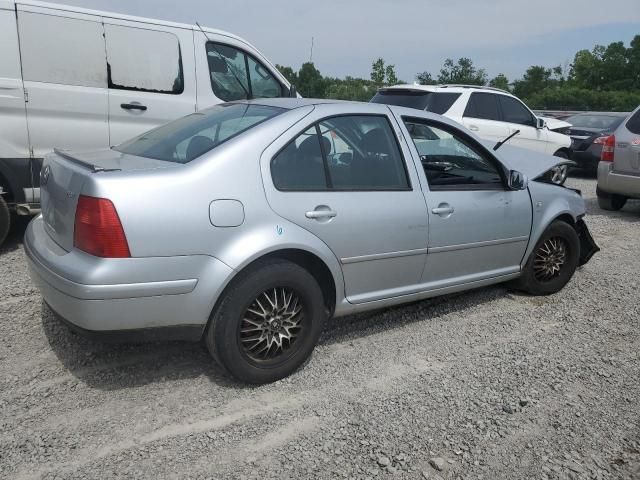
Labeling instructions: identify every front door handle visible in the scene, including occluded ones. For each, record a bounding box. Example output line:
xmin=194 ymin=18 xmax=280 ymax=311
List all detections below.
xmin=432 ymin=204 xmax=454 ymax=216
xmin=120 ymin=102 xmax=147 ymax=111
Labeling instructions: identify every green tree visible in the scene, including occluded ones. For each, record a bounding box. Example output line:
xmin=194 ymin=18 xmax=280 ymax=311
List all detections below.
xmin=297 ymin=62 xmax=325 ymax=98
xmin=371 ymin=58 xmax=386 ymax=87
xmin=513 ymin=65 xmax=554 ymax=98
xmin=416 ymin=71 xmax=436 ymax=85
xmin=385 ymin=64 xmax=399 ymax=86
xmin=276 ymin=64 xmax=298 ymax=86
xmin=437 ymin=58 xmax=487 ymax=85
xmin=489 ymin=74 xmax=509 ymax=91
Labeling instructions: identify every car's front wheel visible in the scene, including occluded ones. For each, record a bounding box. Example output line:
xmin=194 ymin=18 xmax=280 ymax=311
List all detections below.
xmin=205 ymin=259 xmax=326 ymax=384
xmin=515 ymin=221 xmax=580 ymax=296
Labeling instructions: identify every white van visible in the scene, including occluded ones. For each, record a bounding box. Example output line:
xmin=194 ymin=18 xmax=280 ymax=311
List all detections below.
xmin=0 ymin=0 xmax=294 ymax=245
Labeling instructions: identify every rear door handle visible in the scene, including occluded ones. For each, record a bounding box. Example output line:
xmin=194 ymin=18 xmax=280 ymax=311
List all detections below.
xmin=432 ymin=205 xmax=454 ymax=216
xmin=120 ymin=103 xmax=147 ymax=111
xmin=305 ymin=210 xmax=337 ymax=219
xmin=468 ymin=125 xmax=479 ymax=131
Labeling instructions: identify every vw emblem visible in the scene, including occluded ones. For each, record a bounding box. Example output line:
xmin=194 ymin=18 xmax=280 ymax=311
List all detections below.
xmin=41 ymin=165 xmax=51 ymax=186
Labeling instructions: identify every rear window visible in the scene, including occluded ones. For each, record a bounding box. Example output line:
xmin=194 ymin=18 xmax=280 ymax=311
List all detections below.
xmin=463 ymin=92 xmax=501 ymax=121
xmin=625 ymin=110 xmax=640 ymax=135
xmin=115 ymin=103 xmax=284 ymax=163
xmin=565 ymin=114 xmax=625 ymax=130
xmin=371 ymin=90 xmax=460 ymax=114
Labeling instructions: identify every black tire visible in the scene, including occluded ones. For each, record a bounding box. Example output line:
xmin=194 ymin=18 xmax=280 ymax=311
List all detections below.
xmin=596 ymin=188 xmax=627 ymax=211
xmin=0 ymin=195 xmax=10 ymax=248
xmin=205 ymin=259 xmax=326 ymax=384
xmin=515 ymin=221 xmax=580 ymax=296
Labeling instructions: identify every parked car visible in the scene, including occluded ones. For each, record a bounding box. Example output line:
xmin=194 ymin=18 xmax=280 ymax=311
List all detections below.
xmin=597 ymin=106 xmax=640 ymax=210
xmin=563 ymin=112 xmax=629 ymax=174
xmin=0 ymin=0 xmax=294 ymax=247
xmin=370 ymin=84 xmax=573 ymax=181
xmin=25 ymin=99 xmax=599 ymax=383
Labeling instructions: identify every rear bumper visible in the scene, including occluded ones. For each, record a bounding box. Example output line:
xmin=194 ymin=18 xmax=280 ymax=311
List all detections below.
xmin=570 ymin=150 xmax=599 ymax=171
xmin=597 ymin=162 xmax=640 ymax=198
xmin=25 ymin=215 xmax=234 ymax=338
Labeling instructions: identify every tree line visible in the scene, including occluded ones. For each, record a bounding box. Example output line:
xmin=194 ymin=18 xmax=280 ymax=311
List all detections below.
xmin=277 ymin=35 xmax=640 ymax=111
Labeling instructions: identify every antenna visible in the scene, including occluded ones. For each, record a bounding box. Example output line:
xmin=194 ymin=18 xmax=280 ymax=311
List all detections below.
xmin=309 ymin=36 xmax=314 ymax=63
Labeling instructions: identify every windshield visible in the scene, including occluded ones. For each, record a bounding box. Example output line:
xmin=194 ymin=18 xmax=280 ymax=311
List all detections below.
xmin=565 ymin=114 xmax=625 ymax=130
xmin=371 ymin=90 xmax=461 ymax=114
xmin=115 ymin=103 xmax=285 ymax=163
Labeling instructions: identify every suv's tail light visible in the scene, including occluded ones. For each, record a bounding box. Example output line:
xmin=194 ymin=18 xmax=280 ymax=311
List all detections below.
xmin=74 ymin=195 xmax=130 ymax=258
xmin=593 ymin=136 xmax=609 ymax=145
xmin=600 ymin=135 xmax=615 ymax=162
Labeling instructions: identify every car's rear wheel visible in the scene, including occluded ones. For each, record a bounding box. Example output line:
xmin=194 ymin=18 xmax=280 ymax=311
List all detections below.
xmin=0 ymin=195 xmax=10 ymax=248
xmin=515 ymin=221 xmax=579 ymax=296
xmin=205 ymin=259 xmax=326 ymax=384
xmin=596 ymin=188 xmax=627 ymax=211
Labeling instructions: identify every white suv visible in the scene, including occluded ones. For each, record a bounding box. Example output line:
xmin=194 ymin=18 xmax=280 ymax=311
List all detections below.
xmin=371 ymin=84 xmax=572 ymax=158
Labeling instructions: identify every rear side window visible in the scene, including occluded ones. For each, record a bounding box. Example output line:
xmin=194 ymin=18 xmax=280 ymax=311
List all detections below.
xmin=370 ymin=90 xmax=460 ymax=114
xmin=498 ymin=95 xmax=535 ymax=127
xmin=626 ymin=110 xmax=640 ymax=135
xmin=271 ymin=115 xmax=410 ymax=191
xmin=115 ymin=103 xmax=284 ymax=163
xmin=18 ymin=12 xmax=106 ymax=87
xmin=463 ymin=93 xmax=500 ymax=121
xmin=105 ymin=25 xmax=183 ymax=94
xmin=207 ymin=42 xmax=283 ymax=101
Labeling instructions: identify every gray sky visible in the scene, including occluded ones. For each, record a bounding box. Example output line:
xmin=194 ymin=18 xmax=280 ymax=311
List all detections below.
xmin=58 ymin=0 xmax=640 ymax=82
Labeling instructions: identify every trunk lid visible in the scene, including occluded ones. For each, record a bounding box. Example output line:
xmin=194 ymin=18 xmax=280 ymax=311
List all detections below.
xmin=40 ymin=149 xmax=177 ymax=251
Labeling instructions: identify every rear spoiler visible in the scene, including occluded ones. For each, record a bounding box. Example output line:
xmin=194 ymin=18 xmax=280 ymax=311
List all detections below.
xmin=53 ymin=148 xmax=121 ymax=173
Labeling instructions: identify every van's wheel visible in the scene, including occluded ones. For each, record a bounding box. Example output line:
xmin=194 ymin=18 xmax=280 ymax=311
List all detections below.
xmin=596 ymin=188 xmax=627 ymax=211
xmin=514 ymin=221 xmax=579 ymax=296
xmin=205 ymin=259 xmax=326 ymax=384
xmin=0 ymin=195 xmax=10 ymax=248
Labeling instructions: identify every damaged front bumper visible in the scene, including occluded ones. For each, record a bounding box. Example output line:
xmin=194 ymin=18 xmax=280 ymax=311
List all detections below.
xmin=576 ymin=219 xmax=600 ymax=266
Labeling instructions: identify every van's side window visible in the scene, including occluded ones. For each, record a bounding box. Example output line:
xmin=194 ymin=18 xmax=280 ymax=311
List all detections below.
xmin=206 ymin=42 xmax=283 ymax=101
xmin=18 ymin=12 xmax=107 ymax=87
xmin=105 ymin=25 xmax=184 ymax=94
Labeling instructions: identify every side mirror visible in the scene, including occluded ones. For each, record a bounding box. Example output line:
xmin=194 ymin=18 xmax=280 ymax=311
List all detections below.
xmin=536 ymin=117 xmax=546 ymax=129
xmin=508 ymin=170 xmax=528 ymax=190
xmin=288 ymin=84 xmax=298 ymax=98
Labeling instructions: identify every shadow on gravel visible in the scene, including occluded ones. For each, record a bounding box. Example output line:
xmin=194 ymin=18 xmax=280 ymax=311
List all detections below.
xmin=0 ymin=215 xmax=30 ymax=254
xmin=583 ymin=196 xmax=640 ymax=222
xmin=41 ymin=284 xmax=508 ymax=391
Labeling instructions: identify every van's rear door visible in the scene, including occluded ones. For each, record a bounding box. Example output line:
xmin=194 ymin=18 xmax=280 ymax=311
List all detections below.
xmin=614 ymin=108 xmax=640 ymax=175
xmin=103 ymin=20 xmax=196 ymax=146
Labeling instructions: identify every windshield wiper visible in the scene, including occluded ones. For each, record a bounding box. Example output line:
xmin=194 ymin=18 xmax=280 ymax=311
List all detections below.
xmin=196 ymin=22 xmax=251 ymax=100
xmin=493 ymin=129 xmax=520 ymax=151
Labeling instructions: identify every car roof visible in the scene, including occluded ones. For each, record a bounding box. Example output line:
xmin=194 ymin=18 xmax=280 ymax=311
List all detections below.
xmin=380 ymin=83 xmax=511 ymax=95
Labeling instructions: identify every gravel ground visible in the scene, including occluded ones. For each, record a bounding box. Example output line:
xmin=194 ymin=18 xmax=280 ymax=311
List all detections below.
xmin=1 ymin=176 xmax=639 ymax=480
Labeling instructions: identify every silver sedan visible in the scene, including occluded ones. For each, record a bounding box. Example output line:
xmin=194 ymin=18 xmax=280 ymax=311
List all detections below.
xmin=25 ymin=99 xmax=599 ymax=383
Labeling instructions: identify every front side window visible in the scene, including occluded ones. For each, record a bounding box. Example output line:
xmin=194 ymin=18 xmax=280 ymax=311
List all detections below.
xmin=403 ymin=118 xmax=504 ymax=190
xmin=271 ymin=115 xmax=410 ymax=191
xmin=463 ymin=92 xmax=500 ymax=121
xmin=207 ymin=42 xmax=283 ymax=101
xmin=498 ymin=95 xmax=535 ymax=127
xmin=116 ymin=103 xmax=284 ymax=163
xmin=105 ymin=25 xmax=183 ymax=94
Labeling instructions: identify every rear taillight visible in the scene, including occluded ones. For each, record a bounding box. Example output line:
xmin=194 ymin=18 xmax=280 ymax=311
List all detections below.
xmin=74 ymin=195 xmax=130 ymax=258
xmin=593 ymin=136 xmax=609 ymax=145
xmin=600 ymin=135 xmax=615 ymax=162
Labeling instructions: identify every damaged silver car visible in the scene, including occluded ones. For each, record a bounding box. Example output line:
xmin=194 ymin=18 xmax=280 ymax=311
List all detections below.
xmin=25 ymin=99 xmax=599 ymax=383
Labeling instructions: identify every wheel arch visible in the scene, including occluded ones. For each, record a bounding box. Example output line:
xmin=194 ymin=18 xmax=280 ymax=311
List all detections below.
xmin=553 ymin=147 xmax=571 ymax=158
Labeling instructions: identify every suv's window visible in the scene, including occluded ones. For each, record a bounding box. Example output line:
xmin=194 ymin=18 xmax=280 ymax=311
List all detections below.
xmin=463 ymin=92 xmax=500 ymax=121
xmin=370 ymin=90 xmax=461 ymax=114
xmin=625 ymin=109 xmax=640 ymax=135
xmin=206 ymin=42 xmax=283 ymax=101
xmin=116 ymin=103 xmax=284 ymax=163
xmin=105 ymin=25 xmax=183 ymax=94
xmin=498 ymin=95 xmax=535 ymax=127
xmin=403 ymin=118 xmax=504 ymax=190
xmin=272 ymin=115 xmax=410 ymax=191
xmin=18 ymin=12 xmax=106 ymax=87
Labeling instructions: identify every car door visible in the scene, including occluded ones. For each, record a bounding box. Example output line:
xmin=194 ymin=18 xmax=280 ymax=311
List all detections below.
xmin=262 ymin=104 xmax=429 ymax=303
xmin=461 ymin=92 xmax=509 ymax=144
xmin=497 ymin=94 xmax=549 ymax=153
xmin=397 ymin=114 xmax=532 ymax=288
xmin=103 ymin=21 xmax=197 ymax=145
